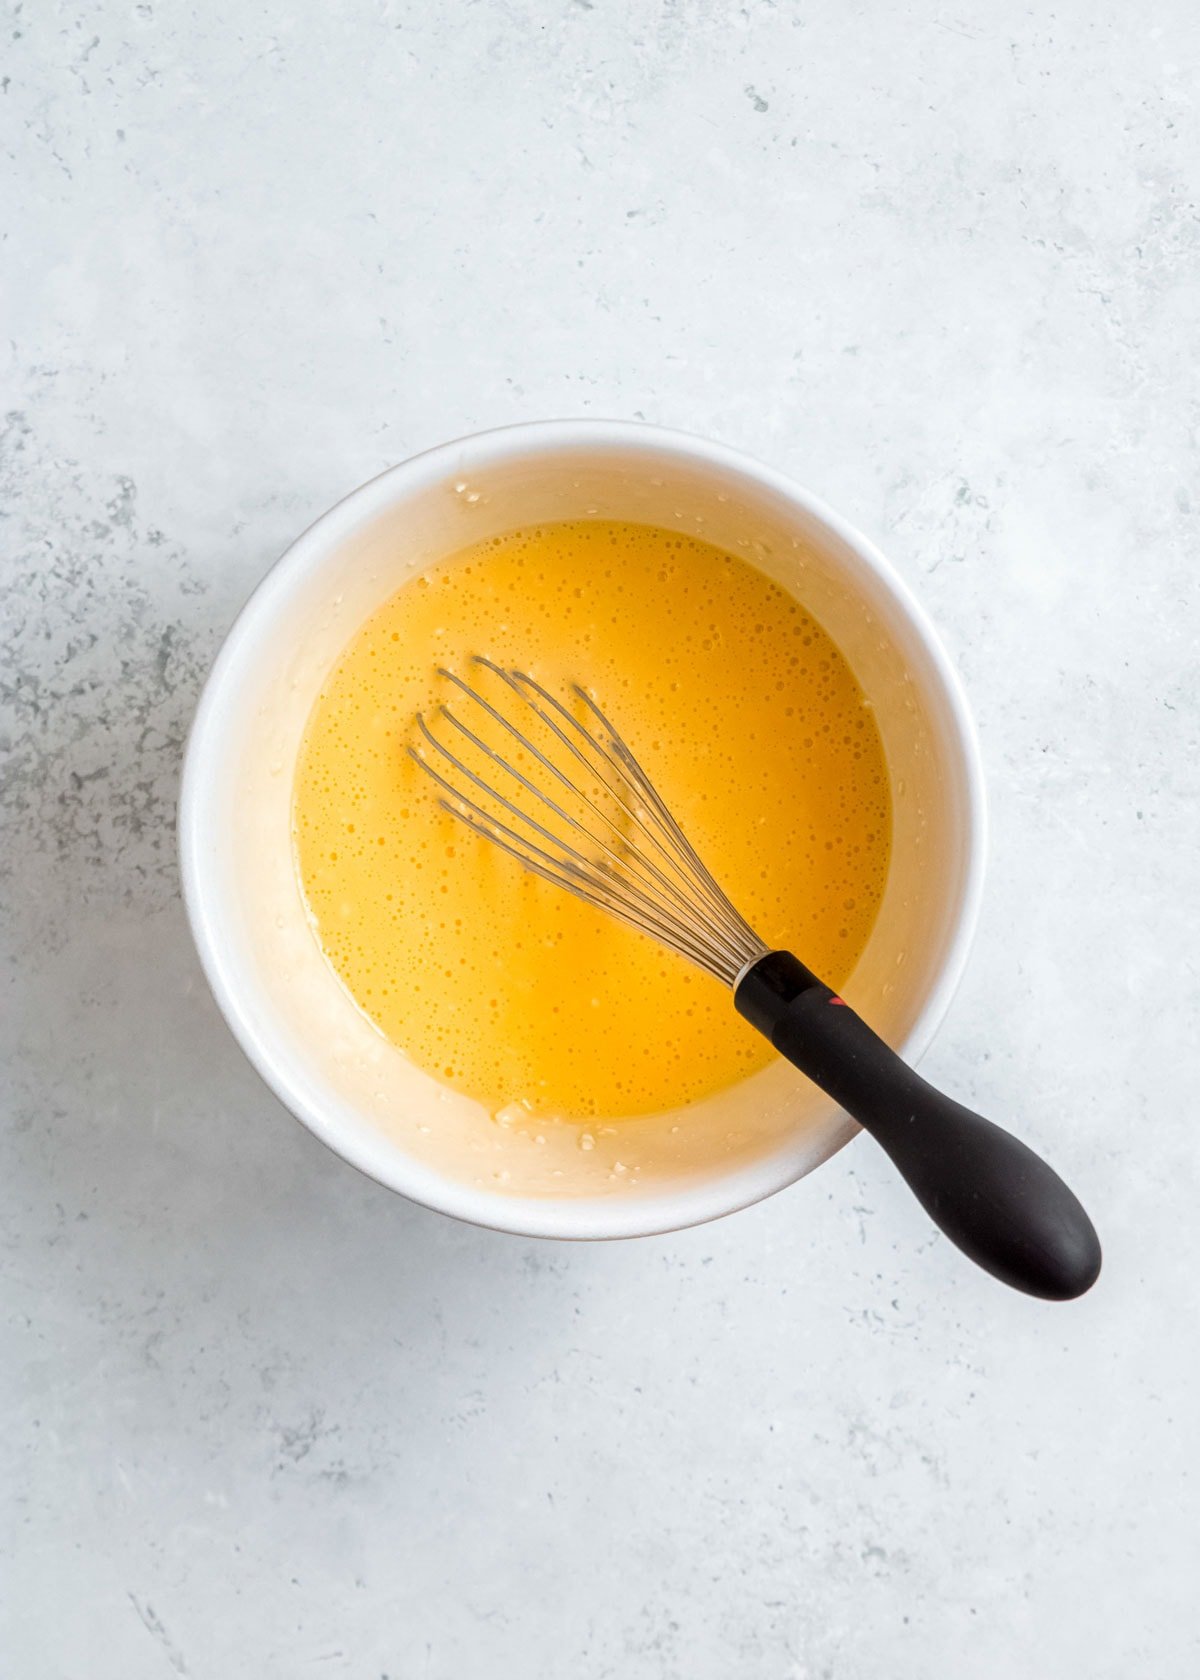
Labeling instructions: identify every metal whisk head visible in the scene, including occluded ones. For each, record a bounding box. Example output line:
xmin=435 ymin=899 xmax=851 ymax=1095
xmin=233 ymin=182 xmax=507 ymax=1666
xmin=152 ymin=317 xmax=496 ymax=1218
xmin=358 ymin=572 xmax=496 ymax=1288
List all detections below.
xmin=408 ymin=657 xmax=769 ymax=987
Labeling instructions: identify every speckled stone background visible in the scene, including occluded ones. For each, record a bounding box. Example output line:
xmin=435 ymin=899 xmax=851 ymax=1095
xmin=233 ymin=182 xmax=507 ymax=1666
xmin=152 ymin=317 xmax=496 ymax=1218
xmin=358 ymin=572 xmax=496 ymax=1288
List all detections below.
xmin=4 ymin=2 xmax=1199 ymax=1676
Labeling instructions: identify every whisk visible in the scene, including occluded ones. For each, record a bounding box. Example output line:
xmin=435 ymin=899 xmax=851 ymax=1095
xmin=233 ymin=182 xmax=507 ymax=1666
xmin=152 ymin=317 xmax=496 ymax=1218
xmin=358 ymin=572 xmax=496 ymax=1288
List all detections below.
xmin=411 ymin=657 xmax=1100 ymax=1300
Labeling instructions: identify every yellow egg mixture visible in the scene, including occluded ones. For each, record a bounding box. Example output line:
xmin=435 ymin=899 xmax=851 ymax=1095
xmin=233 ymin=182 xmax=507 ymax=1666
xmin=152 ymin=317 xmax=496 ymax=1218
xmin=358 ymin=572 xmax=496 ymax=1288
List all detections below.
xmin=293 ymin=520 xmax=891 ymax=1121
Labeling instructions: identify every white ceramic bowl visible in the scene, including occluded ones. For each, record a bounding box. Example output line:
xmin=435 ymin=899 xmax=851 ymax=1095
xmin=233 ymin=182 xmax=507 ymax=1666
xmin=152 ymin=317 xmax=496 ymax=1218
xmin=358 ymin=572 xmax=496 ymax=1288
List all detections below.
xmin=180 ymin=421 xmax=986 ymax=1238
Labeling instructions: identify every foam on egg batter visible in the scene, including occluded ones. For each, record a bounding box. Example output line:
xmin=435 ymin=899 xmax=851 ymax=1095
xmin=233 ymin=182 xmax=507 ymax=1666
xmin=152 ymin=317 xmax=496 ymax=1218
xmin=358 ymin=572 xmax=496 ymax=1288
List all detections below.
xmin=293 ymin=520 xmax=891 ymax=1121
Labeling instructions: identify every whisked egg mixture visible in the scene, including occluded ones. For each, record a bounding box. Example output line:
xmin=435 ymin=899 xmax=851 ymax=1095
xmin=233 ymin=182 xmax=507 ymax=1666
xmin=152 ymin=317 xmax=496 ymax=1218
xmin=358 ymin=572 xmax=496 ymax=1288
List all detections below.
xmin=293 ymin=520 xmax=891 ymax=1121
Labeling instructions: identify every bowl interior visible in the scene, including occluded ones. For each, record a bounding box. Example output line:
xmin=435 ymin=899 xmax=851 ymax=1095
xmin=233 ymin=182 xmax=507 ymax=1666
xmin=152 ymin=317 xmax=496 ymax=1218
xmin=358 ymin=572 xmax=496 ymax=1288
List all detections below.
xmin=181 ymin=427 xmax=982 ymax=1237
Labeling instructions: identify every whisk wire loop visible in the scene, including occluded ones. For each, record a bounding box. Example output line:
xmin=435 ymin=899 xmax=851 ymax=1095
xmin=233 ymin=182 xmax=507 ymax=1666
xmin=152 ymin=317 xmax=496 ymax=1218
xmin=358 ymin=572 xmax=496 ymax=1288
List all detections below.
xmin=501 ymin=669 xmax=760 ymax=961
xmin=409 ymin=659 xmax=769 ymax=986
xmin=433 ymin=697 xmax=731 ymax=960
xmin=410 ymin=718 xmax=732 ymax=978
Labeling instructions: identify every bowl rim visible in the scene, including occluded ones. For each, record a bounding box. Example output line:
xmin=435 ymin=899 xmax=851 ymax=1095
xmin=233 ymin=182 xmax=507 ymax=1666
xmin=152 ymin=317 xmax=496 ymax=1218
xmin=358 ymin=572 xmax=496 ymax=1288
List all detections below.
xmin=179 ymin=418 xmax=988 ymax=1239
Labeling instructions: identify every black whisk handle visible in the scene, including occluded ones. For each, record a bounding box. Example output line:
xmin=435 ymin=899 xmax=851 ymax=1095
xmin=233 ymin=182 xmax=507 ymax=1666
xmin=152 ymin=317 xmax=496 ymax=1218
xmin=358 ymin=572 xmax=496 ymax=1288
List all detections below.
xmin=735 ymin=951 xmax=1101 ymax=1300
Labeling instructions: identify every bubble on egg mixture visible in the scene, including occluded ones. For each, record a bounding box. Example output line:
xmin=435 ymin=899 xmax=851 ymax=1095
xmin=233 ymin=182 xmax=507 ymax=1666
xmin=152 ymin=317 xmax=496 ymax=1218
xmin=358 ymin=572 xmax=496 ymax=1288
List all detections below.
xmin=292 ymin=520 xmax=892 ymax=1121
